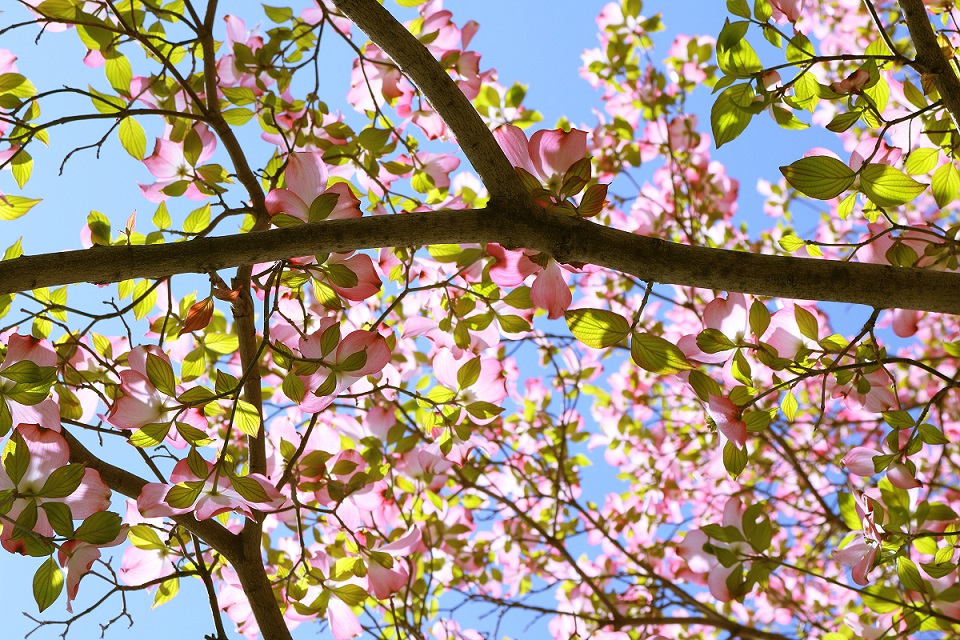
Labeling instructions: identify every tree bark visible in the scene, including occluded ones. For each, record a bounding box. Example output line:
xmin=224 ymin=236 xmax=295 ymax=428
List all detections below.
xmin=4 ymin=209 xmax=960 ymax=313
xmin=900 ymin=0 xmax=960 ymax=130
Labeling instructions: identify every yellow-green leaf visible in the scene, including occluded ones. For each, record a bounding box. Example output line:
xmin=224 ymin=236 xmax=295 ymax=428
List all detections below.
xmin=118 ymin=117 xmax=146 ymax=160
xmin=631 ymin=332 xmax=692 ymax=374
xmin=780 ymin=156 xmax=854 ymax=200
xmin=564 ymin=308 xmax=630 ymax=349
xmin=860 ymin=163 xmax=927 ymax=207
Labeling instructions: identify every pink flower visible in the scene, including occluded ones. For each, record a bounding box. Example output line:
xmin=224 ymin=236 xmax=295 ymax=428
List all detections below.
xmin=833 ymin=540 xmax=878 ymax=586
xmin=493 ymin=124 xmax=588 ymax=184
xmin=139 ymin=125 xmax=217 ymax=202
xmin=770 ymin=0 xmax=803 ymax=23
xmin=58 ymin=527 xmax=127 ymax=612
xmin=830 ymin=69 xmax=869 ymax=95
xmin=137 ymin=458 xmax=285 ymax=520
xmin=327 ymin=595 xmax=362 ymax=640
xmin=265 ymin=152 xmax=362 ymax=222
xmin=707 ymin=395 xmax=747 ymax=448
xmin=678 ymin=497 xmax=748 ymax=601
xmin=0 ymin=424 xmax=112 ymax=554
xmin=366 ymin=527 xmax=421 ymax=599
xmin=294 ymin=319 xmax=392 ymax=413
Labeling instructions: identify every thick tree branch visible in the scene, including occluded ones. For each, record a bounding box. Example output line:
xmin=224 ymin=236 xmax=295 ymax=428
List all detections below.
xmin=899 ymin=0 xmax=960 ymax=129
xmin=330 ymin=0 xmax=530 ymax=205
xmin=3 ymin=210 xmax=960 ymax=313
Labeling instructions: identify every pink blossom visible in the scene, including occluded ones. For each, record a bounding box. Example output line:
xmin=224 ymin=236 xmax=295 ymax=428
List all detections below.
xmin=137 ymin=458 xmax=285 ymax=520
xmin=139 ymin=125 xmax=218 ymax=202
xmin=707 ymin=395 xmax=747 ymax=448
xmin=58 ymin=527 xmax=127 ymax=612
xmin=366 ymin=527 xmax=421 ymax=599
xmin=677 ymin=497 xmax=748 ymax=601
xmin=833 ymin=540 xmax=878 ymax=586
xmin=0 ymin=424 xmax=112 ymax=554
xmin=493 ymin=124 xmax=588 ymax=184
xmin=265 ymin=152 xmax=362 ymax=222
xmin=293 ymin=319 xmax=392 ymax=413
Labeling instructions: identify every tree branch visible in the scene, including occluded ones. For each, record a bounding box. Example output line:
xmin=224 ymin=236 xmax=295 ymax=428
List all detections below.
xmin=899 ymin=0 xmax=960 ymax=129
xmin=5 ymin=209 xmax=960 ymax=313
xmin=330 ymin=0 xmax=530 ymax=205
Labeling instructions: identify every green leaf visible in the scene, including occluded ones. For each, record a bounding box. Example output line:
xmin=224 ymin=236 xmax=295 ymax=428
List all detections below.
xmin=118 ymin=117 xmax=146 ymax=160
xmin=726 ymin=0 xmax=750 ymax=18
xmin=128 ymin=524 xmax=165 ymax=550
xmin=723 ymin=440 xmax=747 ymax=477
xmin=11 ymin=150 xmax=33 ymax=189
xmin=132 ymin=280 xmax=158 ymax=320
xmin=74 ymin=511 xmax=122 ymax=545
xmin=129 ymin=422 xmax=171 ymax=448
xmin=904 ymin=148 xmax=939 ymax=176
xmin=564 ymin=309 xmax=630 ymax=349
xmin=778 ymin=234 xmax=804 ymax=252
xmin=33 ymin=557 xmax=63 ymax=613
xmin=331 ymin=584 xmax=369 ymax=606
xmin=794 ymin=306 xmax=818 ymax=341
xmin=0 ymin=196 xmax=42 ymax=221
xmin=308 ymin=193 xmax=340 ymax=223
xmin=183 ymin=203 xmax=211 ymax=234
xmin=38 ymin=463 xmax=85 ymax=499
xmin=145 ymin=353 xmax=177 ymax=396
xmin=0 ymin=73 xmax=37 ymax=98
xmin=837 ymin=492 xmax=862 ymax=530
xmin=457 ymin=356 xmax=481 ymax=389
xmin=859 ymin=164 xmax=927 ymax=207
xmin=931 ymin=162 xmax=959 ymax=209
xmin=204 ymin=333 xmax=239 ymax=355
xmin=781 ymin=391 xmax=798 ymax=421
xmin=825 ymin=111 xmax=861 ymax=133
xmin=753 ymin=0 xmax=772 ymax=22
xmin=3 ymin=429 xmax=30 ymax=485
xmin=919 ymin=422 xmax=949 ymax=445
xmin=780 ymin=156 xmax=855 ymax=200
xmin=712 ymin=86 xmax=753 ymax=148
xmin=153 ymin=576 xmax=179 ymax=608
xmin=631 ymin=332 xmax=693 ymax=374
xmin=697 ymin=328 xmax=736 ymax=353
xmin=262 ymin=4 xmax=293 ymax=22
xmin=164 ymin=481 xmax=202 ymax=509
xmin=230 ymin=475 xmax=272 ymax=504
xmin=896 ymin=556 xmax=925 ymax=592
xmin=221 ymin=108 xmax=254 ymax=125
xmin=749 ymin=300 xmax=769 ymax=337
xmin=105 ymin=53 xmax=132 ymax=94
xmin=235 ymin=399 xmax=261 ymax=437
xmin=40 ymin=502 xmax=73 ymax=537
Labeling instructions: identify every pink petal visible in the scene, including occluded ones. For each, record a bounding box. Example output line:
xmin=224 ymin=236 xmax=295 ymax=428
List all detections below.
xmin=492 ymin=125 xmax=538 ymax=176
xmin=285 ymin=152 xmax=328 ymax=203
xmin=707 ymin=395 xmax=747 ymax=448
xmin=529 ymin=128 xmax=587 ymax=179
xmin=62 ymin=468 xmax=112 ymax=519
xmin=265 ymin=188 xmax=310 ymax=221
xmin=886 ymin=462 xmax=922 ymax=489
xmin=143 ymin=138 xmax=185 ymax=180
xmin=487 ymin=244 xmax=539 ymax=287
xmin=327 ymin=597 xmax=363 ymax=640
xmin=367 ymin=560 xmax=408 ymax=600
xmin=843 ymin=447 xmax=882 ymax=476
xmin=530 ymin=261 xmax=571 ymax=319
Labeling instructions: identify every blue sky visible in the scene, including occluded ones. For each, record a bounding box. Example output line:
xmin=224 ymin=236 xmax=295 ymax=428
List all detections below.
xmin=0 ymin=1 xmax=862 ymax=639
